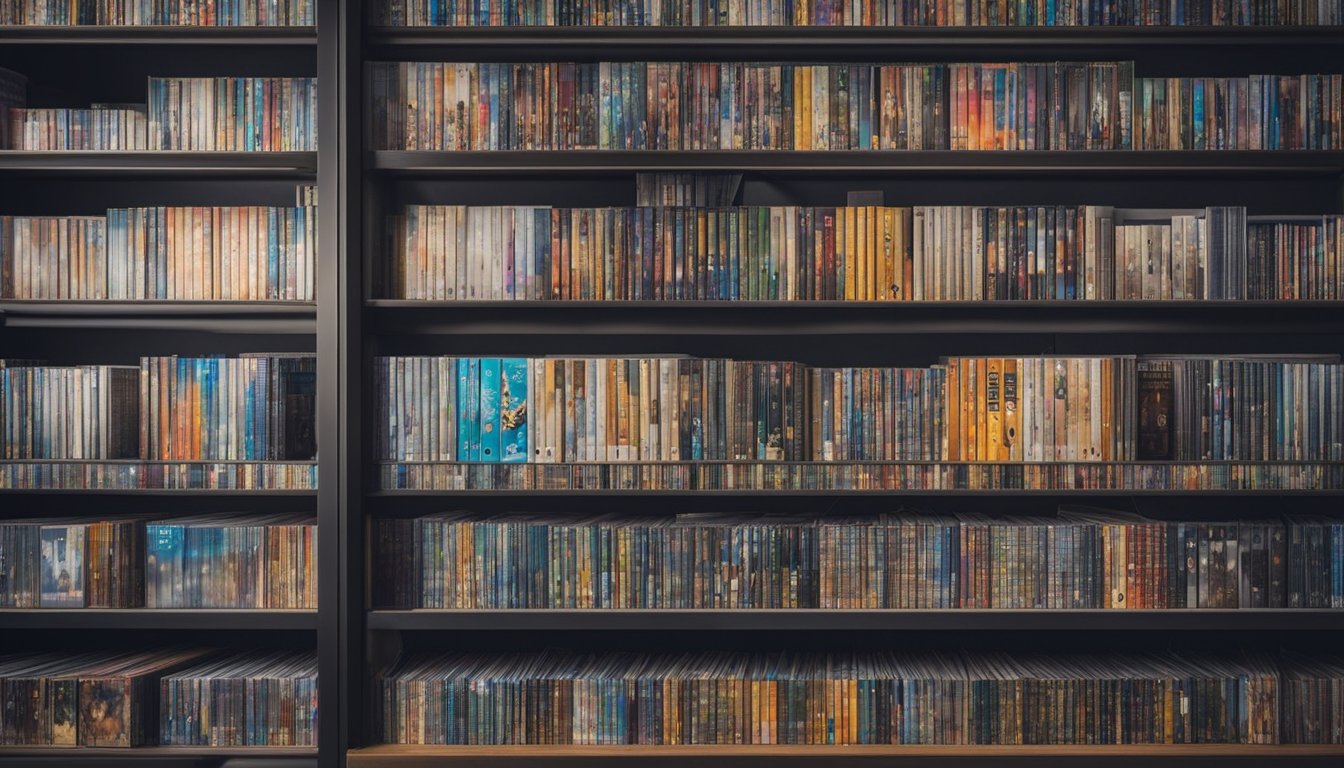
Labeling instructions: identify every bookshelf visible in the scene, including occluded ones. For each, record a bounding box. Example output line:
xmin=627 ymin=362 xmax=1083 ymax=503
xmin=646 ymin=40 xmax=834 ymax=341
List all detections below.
xmin=348 ymin=9 xmax=1344 ymax=768
xmin=3 ymin=3 xmax=1344 ymax=768
xmin=0 ymin=18 xmax=326 ymax=768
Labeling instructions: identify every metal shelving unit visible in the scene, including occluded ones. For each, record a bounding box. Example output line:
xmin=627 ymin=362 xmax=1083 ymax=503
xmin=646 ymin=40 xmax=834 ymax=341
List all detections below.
xmin=0 ymin=23 xmax=329 ymax=768
xmin=4 ymin=8 xmax=1344 ymax=768
xmin=348 ymin=18 xmax=1344 ymax=768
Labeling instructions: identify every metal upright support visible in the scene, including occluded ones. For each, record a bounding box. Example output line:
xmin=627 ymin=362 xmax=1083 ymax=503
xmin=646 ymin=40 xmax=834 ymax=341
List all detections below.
xmin=317 ymin=0 xmax=364 ymax=762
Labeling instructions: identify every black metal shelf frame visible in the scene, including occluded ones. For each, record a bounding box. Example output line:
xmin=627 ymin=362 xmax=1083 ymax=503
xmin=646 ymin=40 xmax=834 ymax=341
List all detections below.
xmin=0 ymin=27 xmax=324 ymax=767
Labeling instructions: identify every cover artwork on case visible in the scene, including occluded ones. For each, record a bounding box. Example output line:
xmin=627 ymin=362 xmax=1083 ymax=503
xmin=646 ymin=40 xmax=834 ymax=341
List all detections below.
xmin=50 ymin=678 xmax=77 ymax=745
xmin=79 ymin=678 xmax=130 ymax=747
xmin=500 ymin=358 xmax=529 ymax=463
xmin=479 ymin=358 xmax=502 ymax=461
xmin=40 ymin=525 xmax=83 ymax=607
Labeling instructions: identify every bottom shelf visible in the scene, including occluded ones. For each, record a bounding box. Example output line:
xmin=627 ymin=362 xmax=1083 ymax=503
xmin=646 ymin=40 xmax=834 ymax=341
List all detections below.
xmin=347 ymin=744 xmax=1344 ymax=767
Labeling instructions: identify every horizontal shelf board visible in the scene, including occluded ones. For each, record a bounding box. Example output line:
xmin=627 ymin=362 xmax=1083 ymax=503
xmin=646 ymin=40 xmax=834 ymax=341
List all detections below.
xmin=348 ymin=744 xmax=1344 ymax=767
xmin=0 ymin=608 xmax=317 ymax=630
xmin=367 ymin=608 xmax=1344 ymax=632
xmin=366 ymin=300 xmax=1344 ymax=335
xmin=366 ymin=25 xmax=1344 ymax=59
xmin=0 ymin=301 xmax=316 ymax=332
xmin=0 ymin=24 xmax=315 ymax=44
xmin=0 ymin=150 xmax=317 ymax=177
xmin=369 ymin=150 xmax=1344 ymax=175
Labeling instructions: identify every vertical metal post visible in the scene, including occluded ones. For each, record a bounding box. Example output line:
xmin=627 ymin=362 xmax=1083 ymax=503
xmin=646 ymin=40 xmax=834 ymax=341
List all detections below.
xmin=317 ymin=0 xmax=363 ymax=761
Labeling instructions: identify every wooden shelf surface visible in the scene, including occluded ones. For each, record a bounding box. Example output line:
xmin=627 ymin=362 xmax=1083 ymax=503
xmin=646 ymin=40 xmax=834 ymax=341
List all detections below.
xmin=369 ymin=150 xmax=1344 ymax=176
xmin=366 ymin=608 xmax=1344 ymax=632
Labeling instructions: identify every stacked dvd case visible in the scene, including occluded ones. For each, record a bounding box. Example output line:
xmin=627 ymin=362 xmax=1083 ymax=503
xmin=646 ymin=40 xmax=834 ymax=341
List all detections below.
xmin=144 ymin=514 xmax=317 ymax=609
xmin=376 ymin=356 xmax=807 ymax=463
xmin=0 ymin=0 xmax=314 ymax=24
xmin=369 ymin=61 xmax=1132 ymax=151
xmin=140 ymin=354 xmax=317 ymax=462
xmin=1137 ymin=356 xmax=1344 ymax=461
xmin=0 ymin=515 xmax=317 ymax=609
xmin=147 ymin=77 xmax=317 ymax=151
xmin=372 ymin=510 xmax=1343 ymax=610
xmin=7 ymin=106 xmax=148 ymax=151
xmin=0 ymin=365 xmax=141 ymax=459
xmin=159 ymin=651 xmax=318 ymax=746
xmin=384 ymin=204 xmax=1342 ymax=302
xmin=1 ymin=73 xmax=317 ymax=151
xmin=1283 ymin=655 xmax=1344 ymax=744
xmin=0 ymin=649 xmax=211 ymax=747
xmin=378 ymin=649 xmax=1284 ymax=745
xmin=0 ymin=202 xmax=316 ymax=300
xmin=1136 ymin=74 xmax=1344 ymax=150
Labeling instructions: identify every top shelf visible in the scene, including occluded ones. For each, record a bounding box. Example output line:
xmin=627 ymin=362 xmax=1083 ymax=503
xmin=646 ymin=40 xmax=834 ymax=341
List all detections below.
xmin=0 ymin=24 xmax=316 ymax=44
